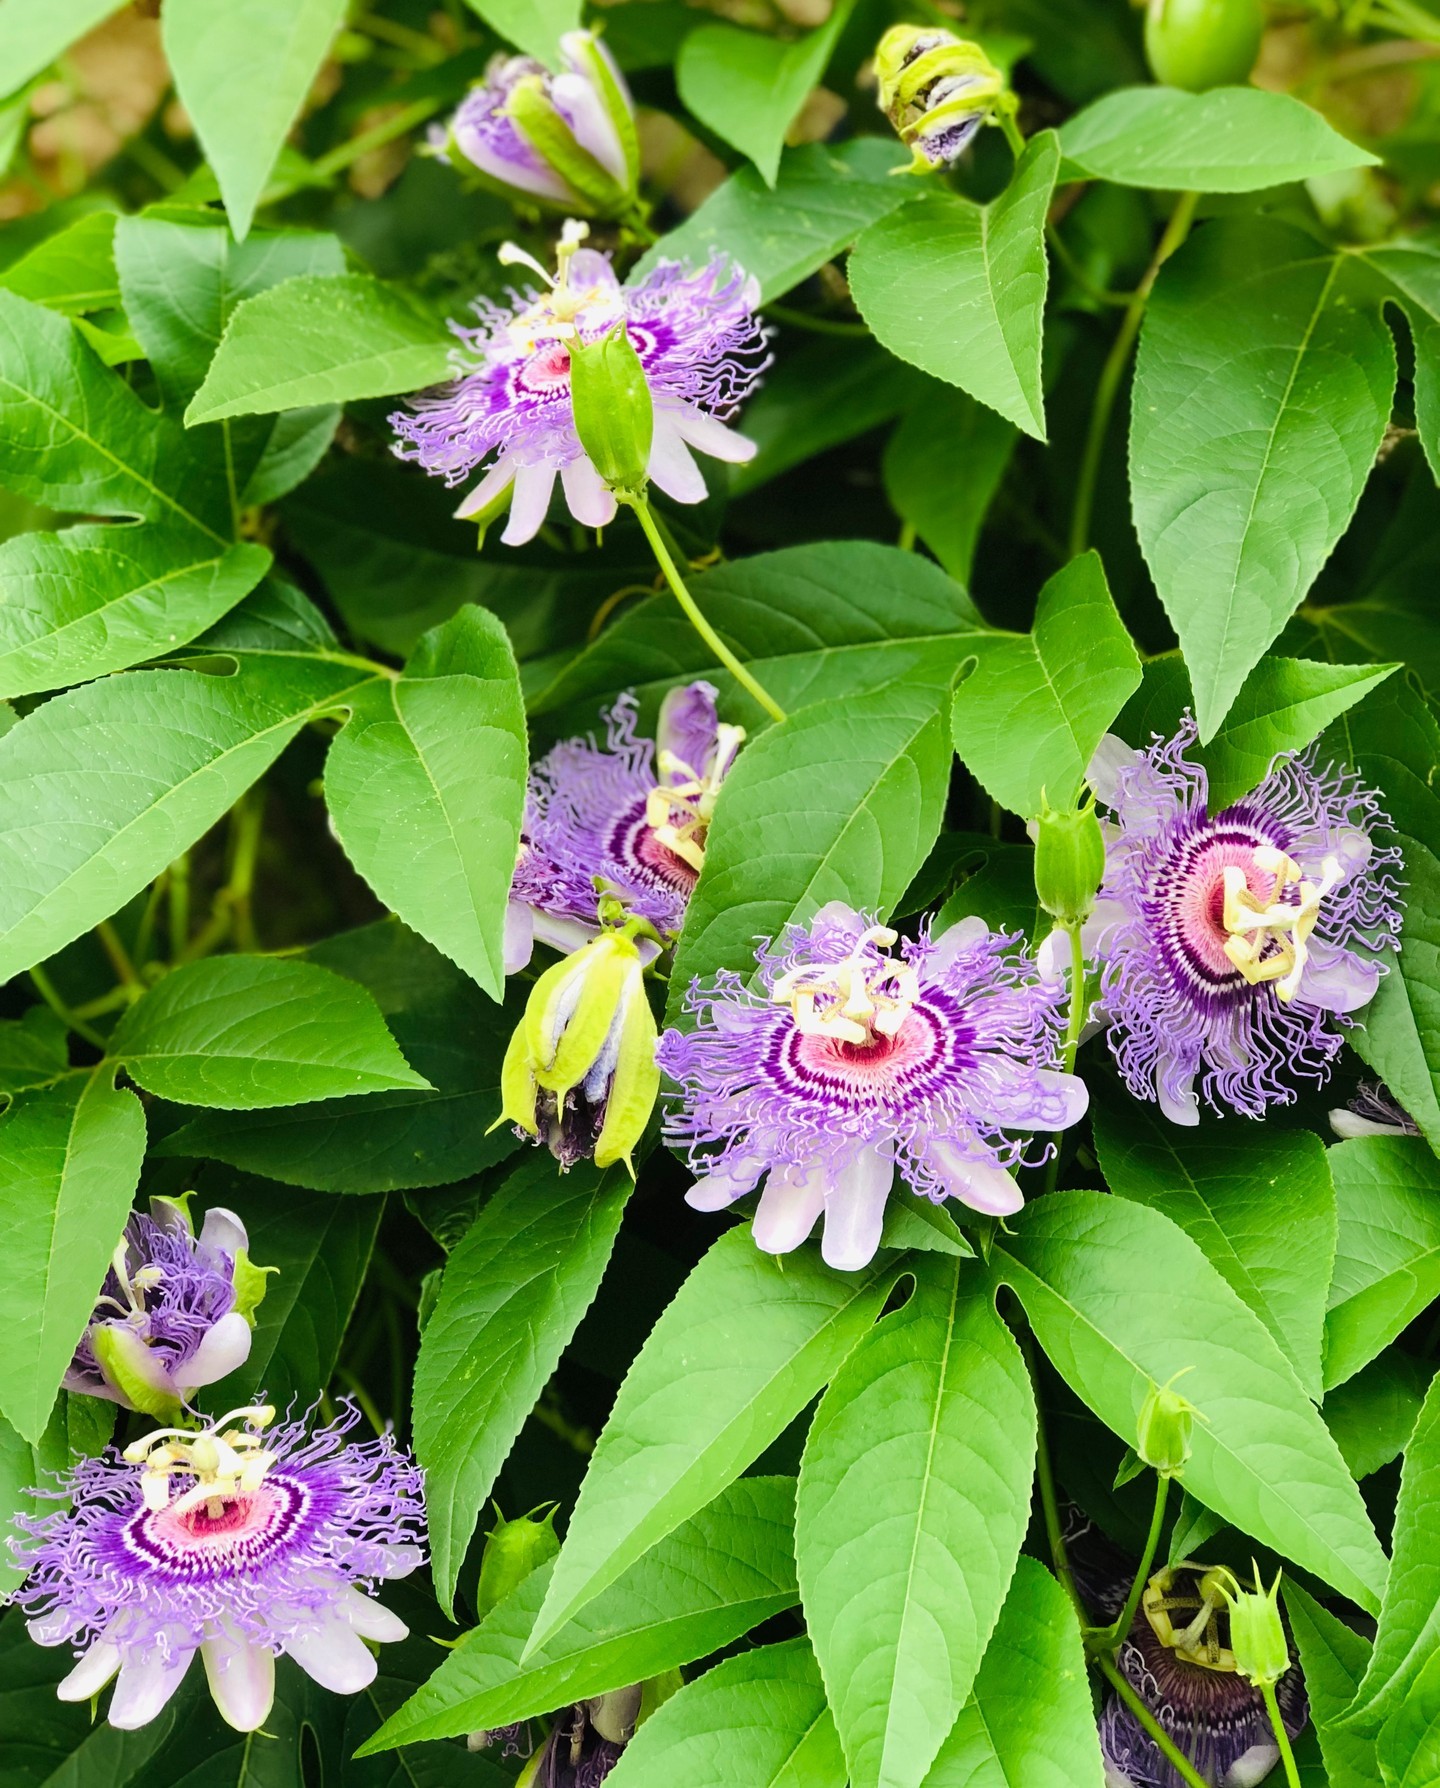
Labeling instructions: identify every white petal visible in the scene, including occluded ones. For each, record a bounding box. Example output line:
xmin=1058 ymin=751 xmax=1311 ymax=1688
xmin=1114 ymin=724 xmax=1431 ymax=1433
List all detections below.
xmin=109 ymin=1646 xmax=195 ymax=1729
xmin=201 ymin=1626 xmax=275 ymax=1732
xmin=983 ymin=1063 xmax=1090 ymax=1132
xmin=927 ymin=913 xmax=990 ymax=976
xmin=197 ymin=1205 xmax=248 ymax=1257
xmin=530 ymin=909 xmax=600 ymax=959
xmin=561 ymin=454 xmax=618 ymax=530
xmin=284 ymin=1618 xmax=378 ymax=1695
xmin=551 ymin=71 xmax=628 ymax=185
xmin=452 ymin=131 xmax=575 ymax=202
xmin=504 ymin=900 xmax=536 ymax=974
xmin=1224 ymin=1742 xmax=1282 ymax=1788
xmin=685 ymin=1156 xmax=763 ymax=1212
xmin=819 ymin=1145 xmax=894 ymax=1271
xmin=1156 ymin=1067 xmax=1200 ymax=1127
xmin=340 ymin=1587 xmax=409 ymax=1644
xmin=57 ymin=1640 xmax=121 ymax=1702
xmin=1298 ymin=939 xmax=1380 ymax=1014
xmin=1087 ymin=734 xmax=1142 ymax=805
xmin=647 ymin=422 xmax=707 ymax=505
xmin=752 ymin=1162 xmax=826 ymax=1255
xmin=501 ymin=462 xmax=558 ymax=545
xmin=924 ymin=1140 xmax=1024 ymax=1216
xmin=1328 ymin=1108 xmax=1408 ymax=1140
xmin=666 ymin=402 xmax=758 ymax=464
xmin=455 ymin=454 xmax=517 ymax=521
xmin=178 ymin=1311 xmax=253 ymax=1393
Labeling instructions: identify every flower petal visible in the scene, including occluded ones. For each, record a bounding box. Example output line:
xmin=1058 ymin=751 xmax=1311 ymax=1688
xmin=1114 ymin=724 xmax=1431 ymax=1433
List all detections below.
xmin=197 ymin=1205 xmax=248 ymax=1258
xmin=657 ymin=680 xmax=719 ymax=776
xmin=340 ymin=1586 xmax=409 ymax=1644
xmin=819 ymin=1144 xmax=893 ymax=1271
xmin=455 ymin=454 xmax=517 ymax=522
xmin=647 ymin=421 xmax=708 ymax=505
xmin=504 ymin=899 xmax=536 ymax=974
xmin=666 ymin=401 xmax=758 ymax=464
xmin=179 ymin=1311 xmax=253 ymax=1393
xmin=1298 ymin=938 xmax=1380 ymax=1014
xmin=284 ymin=1617 xmax=379 ymax=1695
xmin=201 ymin=1624 xmax=275 ymax=1732
xmin=109 ymin=1644 xmax=195 ymax=1729
xmin=57 ymin=1639 xmax=121 ymax=1703
xmin=752 ymin=1161 xmax=826 ymax=1255
xmin=685 ymin=1155 xmax=764 ymax=1212
xmin=923 ymin=1140 xmax=1024 ymax=1216
xmin=560 ymin=454 xmax=618 ymax=530
xmin=1328 ymin=1107 xmax=1409 ymax=1140
xmin=500 ymin=461 xmax=557 ymax=546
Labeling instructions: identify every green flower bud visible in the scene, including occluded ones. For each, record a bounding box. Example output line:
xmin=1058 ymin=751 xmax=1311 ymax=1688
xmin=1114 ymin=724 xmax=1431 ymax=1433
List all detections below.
xmin=875 ymin=25 xmax=1006 ymax=172
xmin=569 ymin=321 xmax=654 ymax=499
xmin=1033 ymin=797 xmax=1107 ymax=924
xmin=1211 ymin=1562 xmax=1290 ymax=1688
xmin=505 ymin=75 xmax=632 ymax=216
xmin=476 ymin=1504 xmax=560 ymax=1621
xmin=1136 ymin=1372 xmax=1201 ymax=1478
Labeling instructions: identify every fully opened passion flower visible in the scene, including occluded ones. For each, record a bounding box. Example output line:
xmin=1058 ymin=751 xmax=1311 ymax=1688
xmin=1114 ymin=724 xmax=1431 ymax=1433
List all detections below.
xmin=65 ymin=1199 xmax=269 ymax=1420
xmin=1088 ymin=719 xmax=1403 ymax=1124
xmin=390 ymin=223 xmax=769 ymax=545
xmin=507 ymin=681 xmax=743 ymax=971
xmin=12 ymin=1403 xmax=424 ymax=1733
xmin=656 ymin=903 xmax=1087 ymax=1271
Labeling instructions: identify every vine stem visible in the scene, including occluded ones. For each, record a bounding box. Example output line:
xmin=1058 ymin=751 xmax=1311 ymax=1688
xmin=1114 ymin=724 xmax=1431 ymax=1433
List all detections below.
xmin=1095 ymin=1651 xmax=1213 ymax=1788
xmin=627 ymin=495 xmax=787 ymax=723
xmin=1042 ymin=919 xmax=1087 ymax=1196
xmin=29 ymin=966 xmax=107 ymax=1050
xmin=1262 ymin=1680 xmax=1303 ymax=1788
xmin=1068 ymin=190 xmax=1199 ymax=560
xmin=1088 ymin=1472 xmax=1169 ymax=1653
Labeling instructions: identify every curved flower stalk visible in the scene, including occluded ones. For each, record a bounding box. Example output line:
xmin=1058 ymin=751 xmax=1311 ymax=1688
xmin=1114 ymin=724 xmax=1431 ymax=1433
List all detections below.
xmin=446 ymin=31 xmax=639 ymax=218
xmin=64 ymin=1199 xmax=270 ymax=1420
xmin=657 ymin=902 xmax=1087 ymax=1270
xmin=507 ymin=681 xmax=743 ymax=972
xmin=1084 ymin=719 xmax=1402 ymax=1124
xmin=390 ymin=224 xmax=769 ymax=545
xmin=12 ymin=1402 xmax=424 ymax=1733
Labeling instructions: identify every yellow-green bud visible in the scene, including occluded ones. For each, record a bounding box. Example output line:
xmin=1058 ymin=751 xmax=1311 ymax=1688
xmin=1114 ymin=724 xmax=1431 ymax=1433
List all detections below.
xmin=1034 ymin=798 xmax=1107 ymax=924
xmin=875 ymin=25 xmax=1006 ymax=173
xmin=476 ymin=1504 xmax=560 ymax=1621
xmin=506 ymin=75 xmax=632 ymax=216
xmin=570 ymin=321 xmax=654 ymax=499
xmin=1136 ymin=1374 xmax=1200 ymax=1479
xmin=1212 ymin=1562 xmax=1290 ymax=1688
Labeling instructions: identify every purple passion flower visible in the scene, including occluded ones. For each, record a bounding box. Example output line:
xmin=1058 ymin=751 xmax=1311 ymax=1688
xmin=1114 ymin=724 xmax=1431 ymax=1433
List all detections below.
xmin=1329 ymin=1078 xmax=1420 ymax=1140
xmin=656 ymin=902 xmax=1087 ymax=1271
xmin=65 ymin=1200 xmax=267 ymax=1419
xmin=506 ymin=681 xmax=743 ymax=971
xmin=390 ymin=225 xmax=769 ymax=545
xmin=12 ymin=1403 xmax=424 ymax=1733
xmin=449 ymin=31 xmax=636 ymax=213
xmin=473 ymin=1689 xmax=639 ymax=1783
xmin=1088 ymin=719 xmax=1402 ymax=1124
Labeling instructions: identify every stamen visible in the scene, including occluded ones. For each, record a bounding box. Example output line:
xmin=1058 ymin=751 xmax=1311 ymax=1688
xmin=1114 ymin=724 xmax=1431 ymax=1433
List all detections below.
xmin=644 ymin=724 xmax=746 ymax=874
xmin=771 ymin=925 xmax=920 ymax=1046
xmin=1142 ymin=1562 xmax=1237 ymax=1673
xmin=1221 ymin=848 xmax=1341 ymax=1003
xmin=123 ymin=1406 xmax=278 ymax=1516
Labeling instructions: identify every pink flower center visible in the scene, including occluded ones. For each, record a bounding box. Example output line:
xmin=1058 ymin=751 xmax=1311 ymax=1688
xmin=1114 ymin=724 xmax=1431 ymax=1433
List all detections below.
xmin=1169 ymin=834 xmax=1280 ymax=981
xmin=787 ymin=1006 xmax=946 ymax=1106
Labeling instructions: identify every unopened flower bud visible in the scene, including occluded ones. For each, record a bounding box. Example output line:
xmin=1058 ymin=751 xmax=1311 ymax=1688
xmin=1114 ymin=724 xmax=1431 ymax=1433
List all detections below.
xmin=875 ymin=26 xmax=1006 ymax=172
xmin=1136 ymin=1373 xmax=1200 ymax=1478
xmin=476 ymin=1504 xmax=560 ymax=1621
xmin=1034 ymin=798 xmax=1107 ymax=924
xmin=569 ymin=320 xmax=654 ymax=498
xmin=1211 ymin=1562 xmax=1290 ymax=1688
xmin=499 ymin=926 xmax=660 ymax=1172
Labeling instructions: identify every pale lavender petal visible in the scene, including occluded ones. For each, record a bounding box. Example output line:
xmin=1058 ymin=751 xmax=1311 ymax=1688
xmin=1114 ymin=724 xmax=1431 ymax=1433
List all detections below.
xmin=922 ymin=1140 xmax=1024 ymax=1215
xmin=560 ymin=453 xmax=618 ymax=528
xmin=657 ymin=681 xmax=719 ymax=776
xmin=647 ymin=421 xmax=707 ymax=505
xmin=819 ymin=1144 xmax=893 ymax=1271
xmin=197 ymin=1206 xmax=247 ymax=1259
xmin=454 ymin=452 xmax=516 ymax=521
xmin=501 ymin=461 xmax=557 ymax=545
xmin=665 ymin=400 xmax=758 ymax=463
xmin=752 ymin=1163 xmax=826 ymax=1255
xmin=56 ymin=1639 xmax=121 ymax=1702
xmin=178 ymin=1311 xmax=253 ymax=1392
xmin=551 ymin=70 xmax=628 ymax=184
xmin=202 ymin=1624 xmax=275 ymax=1732
xmin=1298 ymin=937 xmax=1380 ymax=1013
xmin=283 ymin=1616 xmax=378 ymax=1695
xmin=109 ymin=1645 xmax=195 ymax=1729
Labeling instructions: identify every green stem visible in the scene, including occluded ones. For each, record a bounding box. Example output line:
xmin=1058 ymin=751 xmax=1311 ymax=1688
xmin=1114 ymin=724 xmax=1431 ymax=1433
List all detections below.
xmin=1095 ymin=1653 xmax=1212 ymax=1788
xmin=1021 ymin=1331 xmax=1086 ymax=1623
xmin=95 ymin=920 xmax=143 ymax=995
xmin=627 ymin=496 xmax=787 ymax=723
xmin=1045 ymin=221 xmax=1134 ymax=309
xmin=1068 ymin=191 xmax=1199 ymax=560
xmin=168 ymin=853 xmax=190 ymax=963
xmin=1261 ymin=1680 xmax=1303 ymax=1788
xmin=309 ymin=95 xmax=443 ymax=181
xmin=764 ymin=303 xmax=872 ymax=338
xmin=1061 ymin=918 xmax=1087 ymax=1074
xmin=227 ymin=794 xmax=264 ymax=955
xmin=29 ymin=966 xmax=108 ymax=1050
xmin=1088 ymin=1473 xmax=1169 ymax=1653
xmin=997 ymin=102 xmax=1026 ymax=160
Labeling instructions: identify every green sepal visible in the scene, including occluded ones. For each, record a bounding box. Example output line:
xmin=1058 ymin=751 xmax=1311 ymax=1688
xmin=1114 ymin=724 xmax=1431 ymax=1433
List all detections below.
xmin=89 ymin=1325 xmax=183 ymax=1423
xmin=498 ymin=1019 xmax=540 ymax=1137
xmin=533 ymin=937 xmax=632 ymax=1099
xmin=231 ymin=1247 xmax=278 ymax=1328
xmin=507 ymin=78 xmax=628 ymax=214
xmin=566 ymin=31 xmax=641 ymax=191
xmin=476 ymin=1503 xmax=561 ymax=1622
xmin=570 ymin=322 xmax=654 ymax=498
xmin=594 ymin=972 xmax=660 ymax=1173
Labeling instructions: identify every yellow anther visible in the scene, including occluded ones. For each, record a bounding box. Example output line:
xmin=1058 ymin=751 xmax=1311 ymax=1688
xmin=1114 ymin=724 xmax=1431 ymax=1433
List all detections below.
xmin=1143 ymin=1561 xmax=1237 ymax=1674
xmin=1220 ymin=848 xmax=1341 ymax=1004
xmin=125 ymin=1405 xmax=277 ymax=1517
xmin=772 ymin=926 xmax=920 ymax=1046
xmin=644 ymin=724 xmax=746 ymax=876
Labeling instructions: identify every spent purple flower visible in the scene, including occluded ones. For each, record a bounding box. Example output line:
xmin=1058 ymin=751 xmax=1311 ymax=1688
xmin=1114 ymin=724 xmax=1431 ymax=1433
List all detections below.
xmin=65 ymin=1200 xmax=266 ymax=1418
xmin=656 ymin=902 xmax=1087 ymax=1271
xmin=390 ymin=226 xmax=769 ymax=544
xmin=1086 ymin=718 xmax=1403 ymax=1124
xmin=12 ymin=1402 xmax=424 ymax=1732
xmin=506 ymin=681 xmax=743 ymax=971
xmin=1329 ymin=1078 xmax=1420 ymax=1140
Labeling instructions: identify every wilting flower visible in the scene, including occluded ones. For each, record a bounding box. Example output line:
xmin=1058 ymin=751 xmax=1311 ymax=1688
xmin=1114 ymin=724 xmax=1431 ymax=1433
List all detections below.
xmin=875 ymin=25 xmax=1006 ymax=170
xmin=656 ymin=903 xmax=1087 ymax=1271
xmin=1329 ymin=1078 xmax=1419 ymax=1140
xmin=447 ymin=31 xmax=638 ymax=216
xmin=500 ymin=924 xmax=660 ymax=1171
xmin=12 ymin=1402 xmax=423 ymax=1732
xmin=64 ymin=1199 xmax=269 ymax=1420
xmin=471 ymin=1688 xmax=640 ymax=1782
xmin=507 ymin=681 xmax=743 ymax=972
xmin=1086 ymin=718 xmax=1403 ymax=1124
xmin=390 ymin=224 xmax=769 ymax=544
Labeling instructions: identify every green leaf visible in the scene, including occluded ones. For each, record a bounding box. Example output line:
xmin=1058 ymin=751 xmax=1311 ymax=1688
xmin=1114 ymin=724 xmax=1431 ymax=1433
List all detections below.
xmin=924 ymin=1557 xmax=1106 ymax=1788
xmin=0 ymin=527 xmax=269 ymax=700
xmin=1344 ymin=1370 xmax=1440 ymax=1738
xmin=1324 ymin=1136 xmax=1440 ymax=1393
xmin=415 ymin=1156 xmax=629 ymax=1615
xmin=162 ymin=0 xmax=348 ymax=242
xmin=1322 ymin=677 xmax=1440 ymax=1152
xmin=883 ymin=384 xmax=1017 ymax=586
xmin=0 ymin=1067 xmax=145 ymax=1443
xmin=1131 ymin=222 xmax=1395 ymax=740
xmin=1351 ymin=240 xmax=1440 ymax=482
xmin=357 ymin=1476 xmax=799 ymax=1752
xmin=529 ymin=1229 xmax=896 ymax=1654
xmin=0 ymin=1006 xmax=69 ymax=1096
xmin=668 ymin=671 xmax=954 ymax=1019
xmin=995 ymin=1192 xmax=1388 ymax=1614
xmin=0 ymin=660 xmax=372 ymax=985
xmin=676 ymin=0 xmax=857 ymax=187
xmin=1058 ymin=85 xmax=1377 ymax=190
xmin=797 ymin=1259 xmax=1035 ymax=1788
xmin=531 ymin=540 xmax=986 ymax=733
xmin=1093 ymin=1086 xmax=1337 ymax=1401
xmin=0 ymin=211 xmax=119 ymax=314
xmin=1284 ymin=1580 xmax=1374 ymax=1788
xmin=463 ymin=0 xmax=580 ymax=65
xmin=1323 ymin=1347 xmax=1430 ymax=1482
xmin=186 ymin=274 xmax=453 ymax=424
xmin=0 ymin=0 xmax=127 ymax=100
xmin=326 ymin=606 xmax=527 ymax=1001
xmin=110 ymin=954 xmax=429 ymax=1107
xmin=849 ymin=134 xmax=1059 ymax=440
xmin=633 ymin=139 xmax=911 ymax=304
xmin=606 ymin=1638 xmax=846 ymax=1788
xmin=1379 ymin=1651 xmax=1440 ymax=1788
xmin=158 ymin=921 xmax=525 ymax=1193
xmin=950 ymin=551 xmax=1140 ymax=818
